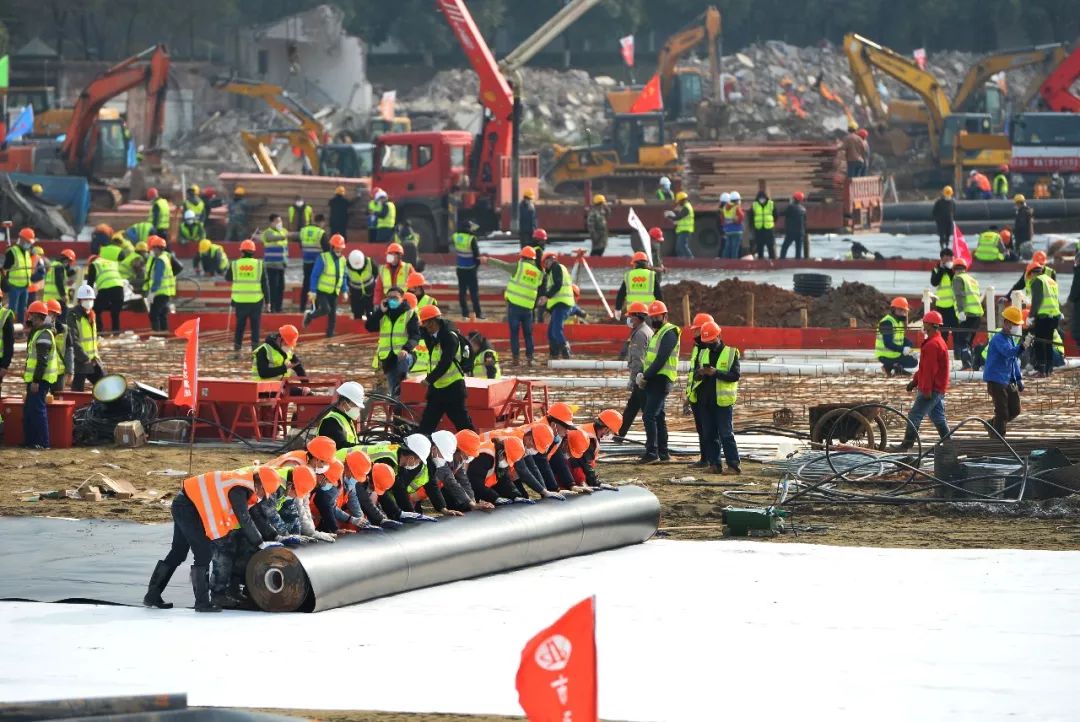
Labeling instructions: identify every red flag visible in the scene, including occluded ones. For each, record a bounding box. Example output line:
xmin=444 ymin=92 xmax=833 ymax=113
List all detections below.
xmin=173 ymin=318 xmax=200 ymax=409
xmin=913 ymin=48 xmax=927 ymax=70
xmin=619 ymin=35 xmax=634 ymax=68
xmin=953 ymin=223 xmax=973 ymax=269
xmin=629 ymin=74 xmax=663 ymax=114
xmin=516 ymin=597 xmax=597 ymax=722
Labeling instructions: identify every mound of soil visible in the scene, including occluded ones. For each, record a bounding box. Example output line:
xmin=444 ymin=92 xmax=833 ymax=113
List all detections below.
xmin=809 ymin=282 xmax=891 ymax=328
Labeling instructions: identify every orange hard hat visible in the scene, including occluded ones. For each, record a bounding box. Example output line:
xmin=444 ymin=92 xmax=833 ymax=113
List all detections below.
xmin=631 ymin=251 xmax=649 ymax=264
xmin=530 ymin=421 xmax=555 ymax=452
xmin=648 ymin=300 xmax=668 ymax=317
xmin=691 ymin=312 xmax=714 ymax=330
xmin=1032 ymin=250 xmax=1048 ymax=265
xmin=60 ymin=249 xmax=77 ymax=263
xmin=598 ymin=409 xmax=623 ymax=432
xmin=371 ymin=463 xmax=396 ymax=495
xmin=27 ymin=300 xmax=48 ymax=316
xmin=477 ymin=441 xmax=496 ymax=458
xmin=627 ymin=301 xmax=648 ymax=315
xmin=386 ymin=242 xmax=404 ymax=255
xmin=922 ymin=310 xmax=944 ymax=326
xmin=324 ymin=459 xmax=344 ymax=486
xmin=890 ymin=297 xmax=909 ymax=311
xmin=700 ymin=321 xmax=721 ymax=343
xmin=455 ymin=429 xmax=482 ymax=458
xmin=567 ymin=429 xmax=590 ymax=459
xmin=406 ymin=271 xmax=426 ymax=288
xmin=148 ymin=235 xmax=166 ymax=249
xmin=541 ymin=251 xmax=558 ymax=264
xmin=532 ymin=229 xmax=548 ymax=242
xmin=256 ymin=466 xmax=282 ymax=497
xmin=953 ymin=257 xmax=968 ymax=269
xmin=418 ymin=305 xmax=442 ymax=323
xmin=648 ymin=227 xmax=664 ymax=241
xmin=94 ymin=224 xmax=113 ymax=236
xmin=240 ymin=239 xmax=256 ymax=252
xmin=45 ymin=300 xmax=62 ymax=315
xmin=503 ymin=436 xmax=526 ymax=465
xmin=1026 ymin=260 xmax=1042 ymax=275
xmin=520 ymin=246 xmax=537 ymax=259
xmin=290 ymin=466 xmax=317 ymax=498
xmin=18 ymin=227 xmax=35 ymax=241
xmin=147 ymin=188 xmax=159 ymax=200
xmin=1000 ymin=229 xmax=1012 ymax=243
xmin=306 ymin=435 xmax=337 ymax=464
xmin=278 ymin=324 xmax=299 ymax=347
xmin=346 ymin=450 xmax=373 ymax=481
xmin=547 ymin=402 xmax=575 ymax=427
xmin=329 ymin=234 xmax=346 ymax=249
xmin=402 ymin=292 xmax=418 ymax=309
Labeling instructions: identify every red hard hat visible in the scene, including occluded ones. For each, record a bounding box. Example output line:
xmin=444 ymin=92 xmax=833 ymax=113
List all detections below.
xmin=953 ymin=257 xmax=968 ymax=269
xmin=386 ymin=242 xmax=404 ymax=255
xmin=45 ymin=300 xmax=62 ymax=315
xmin=18 ymin=227 xmax=35 ymax=241
xmin=520 ymin=246 xmax=537 ymax=259
xmin=240 ymin=239 xmax=257 ymax=252
xmin=306 ymin=435 xmax=338 ymax=464
xmin=631 ymin=251 xmax=649 ymax=264
xmin=857 ymin=129 xmax=869 ymax=139
xmin=793 ymin=191 xmax=805 ymax=202
xmin=1032 ymin=250 xmax=1048 ymax=265
xmin=547 ymin=402 xmax=575 ymax=427
xmin=567 ymin=429 xmax=590 ymax=459
xmin=648 ymin=227 xmax=664 ymax=241
xmin=627 ymin=301 xmax=648 ymax=315
xmin=278 ymin=324 xmax=299 ymax=347
xmin=257 ymin=467 xmax=282 ymax=497
xmin=999 ymin=164 xmax=1009 ymax=173
xmin=418 ymin=304 xmax=442 ymax=323
xmin=27 ymin=300 xmax=49 ymax=316
xmin=923 ymin=310 xmax=944 ymax=325
xmin=290 ymin=466 xmax=316 ymax=498
xmin=346 ymin=450 xmax=373 ymax=481
xmin=541 ymin=251 xmax=558 ymax=264
xmin=700 ymin=321 xmax=721 ymax=343
xmin=532 ymin=229 xmax=548 ymax=242
xmin=406 ymin=271 xmax=426 ymax=288
xmin=648 ymin=300 xmax=668 ymax=317
xmin=329 ymin=234 xmax=346 ymax=249
xmin=147 ymin=188 xmax=159 ymax=200
xmin=60 ymin=249 xmax=77 ymax=263
xmin=371 ymin=463 xmax=395 ymax=495
xmin=890 ymin=297 xmax=909 ymax=311
xmin=691 ymin=312 xmax=714 ymax=330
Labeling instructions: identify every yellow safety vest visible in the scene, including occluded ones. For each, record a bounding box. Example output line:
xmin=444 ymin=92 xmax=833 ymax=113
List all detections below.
xmin=711 ymin=346 xmax=738 ymax=407
xmin=145 ymin=252 xmax=176 ymax=297
xmin=958 ymin=273 xmax=982 ymax=316
xmin=412 ymin=340 xmax=430 ymax=374
xmin=77 ymin=314 xmax=98 ymax=361
xmin=544 ymin=263 xmax=575 ymax=311
xmin=347 ymin=258 xmax=375 ymax=294
xmin=372 ymin=310 xmax=413 ymax=368
xmin=252 ymin=342 xmax=293 ymax=381
xmin=377 ymin=201 xmax=397 ymax=229
xmin=1034 ymin=275 xmax=1060 ymax=317
xmin=685 ymin=345 xmax=703 ymax=402
xmin=7 ymin=245 xmax=31 ymax=288
xmin=675 ymin=202 xmax=695 ymax=234
xmin=99 ymin=245 xmax=124 ymax=262
xmin=24 ymin=327 xmax=60 ymax=383
xmin=875 ymin=314 xmax=906 ymax=359
xmin=149 ymin=198 xmax=171 ymax=230
xmin=43 ymin=260 xmax=66 ymax=303
xmin=120 ymin=252 xmax=144 ymax=281
xmin=93 ymin=258 xmax=123 ymax=291
xmin=230 ymin=258 xmax=264 ymax=304
xmin=184 ymin=197 xmax=205 ymax=218
xmin=623 ymin=268 xmax=656 ymax=306
xmin=993 ymin=174 xmax=1009 ymax=196
xmin=0 ymin=307 xmax=12 ymax=359
xmin=429 ymin=335 xmax=465 ymax=389
xmin=471 ymin=348 xmax=502 ymax=378
xmin=321 ymin=408 xmax=359 ymax=446
xmin=299 ymin=225 xmax=325 ymax=256
xmin=315 ymin=251 xmax=345 ymax=295
xmin=379 ymin=262 xmax=414 ymax=294
xmin=642 ymin=322 xmax=680 ymax=382
xmin=289 ymin=205 xmax=313 ymax=228
xmin=129 ymin=222 xmax=153 ymax=243
xmin=935 ymin=270 xmax=955 ymax=309
xmin=752 ymin=199 xmax=775 ymax=230
xmin=505 ymin=260 xmax=543 ymax=309
xmin=453 ymin=232 xmax=477 ymax=269
xmin=974 ymin=232 xmax=1004 ymax=262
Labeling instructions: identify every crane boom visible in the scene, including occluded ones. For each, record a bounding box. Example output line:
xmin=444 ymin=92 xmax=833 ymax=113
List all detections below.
xmin=498 ymin=0 xmax=601 ymax=75
xmin=1039 ymin=45 xmax=1080 ymax=112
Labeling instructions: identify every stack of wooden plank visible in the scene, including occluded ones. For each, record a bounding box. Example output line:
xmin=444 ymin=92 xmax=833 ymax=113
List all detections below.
xmin=218 ymin=173 xmax=371 ymax=229
xmin=683 ymin=142 xmax=844 ymax=203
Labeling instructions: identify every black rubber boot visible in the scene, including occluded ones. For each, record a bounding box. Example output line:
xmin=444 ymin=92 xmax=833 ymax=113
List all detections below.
xmin=191 ymin=566 xmax=221 ymax=613
xmin=143 ymin=560 xmax=176 ymax=609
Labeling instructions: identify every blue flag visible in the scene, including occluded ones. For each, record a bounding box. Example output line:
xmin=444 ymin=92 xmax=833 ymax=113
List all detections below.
xmin=5 ymin=105 xmax=34 ymax=142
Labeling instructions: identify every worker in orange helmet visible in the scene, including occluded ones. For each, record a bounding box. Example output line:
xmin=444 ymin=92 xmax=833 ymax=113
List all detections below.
xmin=539 ymin=250 xmax=576 ymax=359
xmin=685 ymin=312 xmax=716 ymax=468
xmin=449 ymin=429 xmax=496 ymax=510
xmin=572 ymin=409 xmax=623 ymax=490
xmin=43 ymin=249 xmax=77 ymax=320
xmin=145 ymin=235 xmax=179 ymax=332
xmin=616 ymin=300 xmax=654 ymax=442
xmin=416 ymin=304 xmax=476 ymax=434
xmin=303 ymin=232 xmax=348 ymax=338
xmin=1009 ymin=249 xmax=1056 ymax=297
xmin=406 ymin=270 xmax=438 ymax=310
xmin=519 ymin=421 xmax=560 ymax=494
xmin=487 ymin=434 xmax=561 ymax=503
xmin=781 ymin=190 xmax=808 ymax=259
xmin=373 ymin=241 xmax=414 ymax=305
xmin=252 ymin=323 xmax=309 ymax=391
xmin=23 ymin=300 xmax=59 ymax=448
xmin=225 ymin=239 xmax=269 ymax=356
xmin=876 ymin=297 xmax=917 ymax=376
xmin=694 ymin=321 xmax=742 ymax=474
xmin=637 ymin=300 xmax=680 ymax=463
xmin=482 ymin=242 xmax=543 ymax=366
xmin=4 ymin=227 xmax=38 ymax=323
xmin=43 ymin=299 xmax=70 ymax=392
xmin=615 ymin=251 xmax=662 ymax=319
xmin=541 ymin=401 xmax=581 ymax=491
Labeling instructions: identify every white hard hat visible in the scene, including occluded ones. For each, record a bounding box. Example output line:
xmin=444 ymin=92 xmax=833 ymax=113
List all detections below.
xmin=76 ymin=284 xmax=96 ymax=301
xmin=730 ymin=191 xmax=741 ymax=202
xmin=719 ymin=192 xmax=731 ymax=204
xmin=335 ymin=380 xmax=366 ymax=409
xmin=348 ymin=249 xmax=365 ymax=270
xmin=969 ymin=170 xmax=977 ymax=177
xmin=183 ymin=210 xmax=196 ymax=222
xmin=659 ymin=176 xmax=671 ymax=188
xmin=430 ymin=429 xmax=457 ymax=460
xmin=375 ymin=190 xmax=388 ymax=201
xmin=404 ymin=433 xmax=431 ymax=461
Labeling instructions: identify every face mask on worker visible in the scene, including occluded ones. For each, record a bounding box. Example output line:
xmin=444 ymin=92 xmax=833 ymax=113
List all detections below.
xmin=386 ymin=253 xmax=398 ymax=265
xmin=625 ymin=318 xmax=634 ymax=328
xmin=551 ymin=433 xmax=562 ymax=447
xmin=525 ymin=447 xmax=538 ymax=456
xmin=943 ymin=261 xmax=954 ymax=269
xmin=273 ymin=221 xmax=283 ymax=230
xmin=651 ymin=317 xmax=665 ymax=329
xmin=314 ymin=463 xmax=330 ymax=475
xmin=387 ymin=298 xmax=401 ymax=310
xmin=432 ymin=456 xmax=447 ymax=468
xmin=344 ymin=404 xmax=361 ymax=420
xmin=402 ymin=459 xmax=421 ymax=471
xmin=497 ymin=459 xmax=509 ymax=469
xmin=80 ymin=300 xmax=94 ymax=310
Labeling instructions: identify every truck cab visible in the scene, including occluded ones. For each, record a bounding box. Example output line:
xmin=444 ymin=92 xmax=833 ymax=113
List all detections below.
xmin=317 ymin=143 xmax=374 ymax=179
xmin=1009 ymin=112 xmax=1080 ymax=198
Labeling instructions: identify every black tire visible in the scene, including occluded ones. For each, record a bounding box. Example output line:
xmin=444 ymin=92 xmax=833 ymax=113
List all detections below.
xmin=793 ymin=272 xmax=832 ymax=297
xmin=693 ymin=223 xmax=721 ymax=256
xmin=406 ymin=215 xmax=438 ymax=253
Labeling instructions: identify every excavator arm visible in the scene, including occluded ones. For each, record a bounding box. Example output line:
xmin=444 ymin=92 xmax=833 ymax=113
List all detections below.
xmin=954 ymin=43 xmax=1066 ymax=112
xmin=1039 ymin=45 xmax=1080 ymax=112
xmin=213 ymin=77 xmax=328 ymax=140
xmin=61 ymin=44 xmax=170 ymax=177
xmin=657 ymin=6 xmax=721 ymax=98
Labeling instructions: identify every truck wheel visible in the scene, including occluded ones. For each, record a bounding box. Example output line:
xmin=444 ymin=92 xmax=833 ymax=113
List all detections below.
xmin=693 ymin=227 xmax=721 ymax=257
xmin=793 ymin=272 xmax=832 ymax=297
xmin=406 ymin=216 xmax=439 ymax=253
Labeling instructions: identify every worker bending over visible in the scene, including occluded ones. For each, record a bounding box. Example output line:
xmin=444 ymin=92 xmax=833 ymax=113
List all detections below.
xmin=638 ymin=301 xmax=680 ymax=463
xmin=467 ymin=331 xmax=501 ymax=378
xmin=876 ymin=297 xmax=917 ymax=376
xmin=253 ymin=324 xmax=308 ymax=386
xmin=196 ymin=239 xmax=229 ymax=277
xmin=365 ymin=285 xmax=420 ymax=399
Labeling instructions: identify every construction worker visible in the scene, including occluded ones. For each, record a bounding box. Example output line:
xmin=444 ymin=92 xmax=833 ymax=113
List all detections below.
xmin=466 ymin=330 xmax=500 ymax=378
xmin=646 ymin=227 xmax=665 ymax=269
xmin=1013 ymin=195 xmax=1035 ymax=258
xmin=587 ymin=194 xmax=609 ymax=257
xmin=347 ymin=250 xmax=376 ymax=320
xmin=406 ymin=271 xmax=436 ymax=311
xmin=452 ymin=219 xmax=483 ymax=319
xmin=98 ymin=233 xmax=130 ymax=264
xmin=974 ymin=225 xmax=1007 ymax=262
xmin=45 ymin=299 xmax=69 ymax=391
xmin=226 ymin=186 xmax=257 ymax=242
xmin=370 ymin=189 xmax=396 ymax=243
xmin=781 ymin=191 xmax=808 ymax=259
xmin=4 ymin=228 xmax=37 ymax=323
xmin=68 ymin=285 xmax=104 ymax=392
xmin=719 ymin=192 xmax=745 ymax=259
xmin=125 ymin=220 xmax=154 ymax=246
xmin=615 ymin=301 xmax=653 ymax=440
xmin=1049 ymin=172 xmax=1065 ymax=199
xmin=930 ymin=248 xmax=957 ymax=343
xmin=570 ymin=410 xmax=623 ymax=490
xmin=1000 ymin=228 xmax=1017 ymax=261
xmin=86 ymin=253 xmax=124 ymax=335
xmin=289 ymin=195 xmax=313 ymax=232
xmin=615 ymin=252 xmax=661 ymax=315
xmin=317 ymin=381 xmax=366 ymax=450
xmin=932 ymin=186 xmax=956 ymax=251
xmin=539 ymin=251 xmax=575 ymax=360
xmin=298 ymin=213 xmax=328 ymax=303
xmin=183 ymin=184 xmax=206 ymax=222
xmin=416 ymin=305 xmax=475 ymax=434
xmin=145 ymin=236 xmax=178 ymax=332
xmin=750 ymin=184 xmax=776 ymax=260
xmin=396 ymin=220 xmax=423 ymax=270
xmin=303 ymin=233 xmax=347 ymax=338
xmin=983 ymin=306 xmax=1031 ymax=436
xmin=637 ymin=300 xmax=680 ymax=463
xmin=196 ymin=239 xmax=229 ymax=277
xmin=23 ymin=301 xmax=58 ymax=448
xmin=993 ymin=165 xmax=1010 ymax=200
xmin=899 ymin=311 xmax=951 ymax=450
xmin=253 ymin=324 xmax=307 ymax=382
xmin=693 ymin=321 xmax=742 ymax=475
xmin=0 ymin=289 xmax=13 ymax=385
xmin=685 ymin=312 xmax=715 ymax=467
xmin=365 ymin=285 xmax=420 ymax=399
xmin=120 ymin=241 xmax=148 ymax=288
xmin=178 ymin=210 xmax=205 ymax=248
xmin=146 ymin=188 xmax=171 ymax=241
xmin=482 ymin=245 xmax=542 ymax=366
xmin=373 ymin=242 xmax=413 ymax=304
xmin=43 ymin=249 xmax=76 ymax=319
xmin=667 ymin=191 xmax=695 ymax=258
xmin=225 ymin=240 xmax=269 ymax=356
xmin=952 ymin=258 xmax=984 ymax=370
xmin=90 ymin=224 xmax=113 ymax=255
xmin=966 ymin=170 xmax=992 ymax=200
xmin=657 ymin=176 xmax=674 ymax=201
xmin=519 ymin=189 xmax=537 ymax=248
xmin=327 ymin=185 xmax=351 ymax=238
xmin=876 ymin=297 xmax=917 ymax=376
xmin=1029 ymin=263 xmax=1062 ymax=377
xmin=260 ymin=214 xmax=289 ymax=313
xmin=843 ymin=125 xmax=867 ymax=177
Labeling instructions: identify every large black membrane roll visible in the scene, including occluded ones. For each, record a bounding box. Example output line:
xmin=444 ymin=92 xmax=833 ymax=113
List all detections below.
xmin=247 ymin=485 xmax=661 ymax=612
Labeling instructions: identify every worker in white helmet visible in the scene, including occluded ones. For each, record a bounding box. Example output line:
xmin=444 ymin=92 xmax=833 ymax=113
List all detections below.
xmin=318 ymin=381 xmax=366 ymax=450
xmin=657 ymin=176 xmax=674 ymax=201
xmin=346 ymin=249 xmax=377 ymax=320
xmin=68 ymin=284 xmax=105 ymax=391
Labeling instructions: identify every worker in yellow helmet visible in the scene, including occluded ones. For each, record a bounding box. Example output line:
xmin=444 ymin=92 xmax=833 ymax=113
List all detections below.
xmin=982 ymin=305 xmax=1030 ymax=436
xmin=197 ymin=238 xmax=229 ymax=277
xmin=933 ymin=186 xmax=956 ymax=252
xmin=666 ymin=191 xmax=695 ymax=258
xmin=587 ymin=194 xmax=609 ymax=257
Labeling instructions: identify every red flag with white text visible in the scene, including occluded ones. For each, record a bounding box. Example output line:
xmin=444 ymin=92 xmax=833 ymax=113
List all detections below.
xmin=953 ymin=223 xmax=973 ymax=269
xmin=630 ymin=73 xmax=663 ymax=113
xmin=173 ymin=318 xmax=199 ymax=409
xmin=516 ymin=597 xmax=598 ymax=722
xmin=619 ymin=35 xmax=634 ymax=68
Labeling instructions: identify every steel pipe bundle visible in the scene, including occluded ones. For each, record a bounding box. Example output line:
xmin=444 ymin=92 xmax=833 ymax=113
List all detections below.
xmin=246 ymin=485 xmax=661 ymax=613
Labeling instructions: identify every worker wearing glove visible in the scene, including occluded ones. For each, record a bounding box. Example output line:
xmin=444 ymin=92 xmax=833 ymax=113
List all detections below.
xmin=303 ymin=234 xmax=348 ymax=338
xmin=875 ymin=298 xmax=917 ymax=376
xmin=983 ymin=306 xmax=1028 ymax=436
xmin=950 ymin=258 xmax=983 ymax=369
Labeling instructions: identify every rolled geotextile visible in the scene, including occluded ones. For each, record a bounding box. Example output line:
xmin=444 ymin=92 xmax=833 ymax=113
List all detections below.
xmin=884 ymin=199 xmax=1080 ymax=222
xmin=880 ymin=220 xmax=1013 ymax=236
xmin=246 ymin=485 xmax=661 ymax=613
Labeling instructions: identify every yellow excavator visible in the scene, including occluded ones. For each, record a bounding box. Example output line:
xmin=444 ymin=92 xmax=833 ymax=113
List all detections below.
xmin=952 ymin=43 xmax=1068 ymax=121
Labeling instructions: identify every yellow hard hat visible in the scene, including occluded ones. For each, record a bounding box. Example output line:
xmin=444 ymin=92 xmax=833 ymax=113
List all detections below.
xmin=1014 ymin=193 xmax=1026 ymax=203
xmin=335 ymin=185 xmax=346 ymax=195
xmin=675 ymin=191 xmax=689 ymax=203
xmin=1001 ymin=306 xmax=1024 ymax=325
xmin=33 ymin=246 xmax=43 ymax=255
xmin=31 ymin=183 xmax=43 ymax=194
xmin=234 ymin=186 xmax=246 ymax=196
xmin=592 ymin=194 xmax=606 ymax=205
xmin=198 ymin=239 xmax=212 ymax=254
xmin=111 ymin=232 xmax=126 ymax=243
xmin=189 ymin=183 xmax=200 ymax=194
xmin=135 ymin=241 xmax=148 ymax=252
xmin=523 ymin=188 xmax=535 ymax=200
xmin=942 ymin=186 xmax=953 ymax=198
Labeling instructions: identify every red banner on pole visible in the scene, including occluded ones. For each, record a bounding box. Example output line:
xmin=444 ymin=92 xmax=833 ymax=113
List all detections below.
xmin=516 ymin=597 xmax=597 ymax=722
xmin=619 ymin=35 xmax=634 ymax=68
xmin=173 ymin=318 xmax=199 ymax=409
xmin=953 ymin=222 xmax=973 ymax=269
xmin=630 ymin=73 xmax=662 ymax=113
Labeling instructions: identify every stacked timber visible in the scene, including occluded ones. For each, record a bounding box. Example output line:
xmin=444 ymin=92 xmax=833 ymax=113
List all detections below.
xmin=683 ymin=142 xmax=844 ymax=203
xmin=218 ymin=173 xmax=371 ymax=231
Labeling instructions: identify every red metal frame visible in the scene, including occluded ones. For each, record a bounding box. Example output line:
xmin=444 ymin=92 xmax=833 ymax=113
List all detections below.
xmin=1039 ymin=46 xmax=1080 ymax=113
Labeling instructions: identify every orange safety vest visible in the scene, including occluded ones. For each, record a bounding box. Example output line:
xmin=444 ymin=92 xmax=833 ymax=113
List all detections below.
xmin=182 ymin=470 xmax=258 ymax=541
